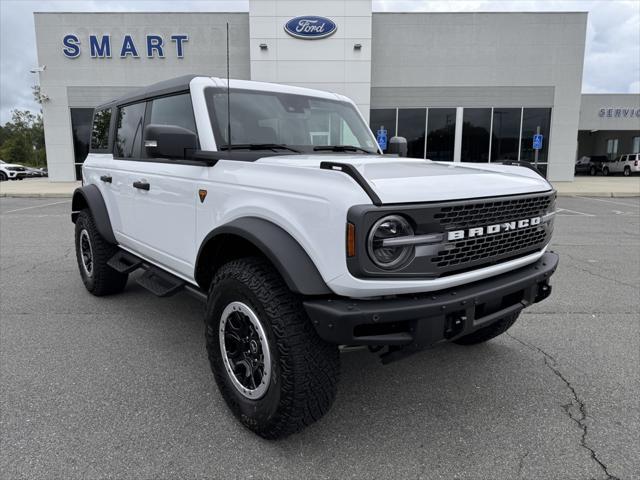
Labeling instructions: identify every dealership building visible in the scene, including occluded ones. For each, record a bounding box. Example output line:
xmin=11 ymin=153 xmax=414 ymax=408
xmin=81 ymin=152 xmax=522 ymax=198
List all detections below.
xmin=33 ymin=1 xmax=640 ymax=182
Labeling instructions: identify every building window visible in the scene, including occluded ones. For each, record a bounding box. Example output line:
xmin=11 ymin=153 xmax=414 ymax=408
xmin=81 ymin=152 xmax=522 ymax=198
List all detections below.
xmin=114 ymin=102 xmax=146 ymax=158
xmin=633 ymin=136 xmax=640 ymax=153
xmin=520 ymin=108 xmax=551 ymax=163
xmin=149 ymin=93 xmax=196 ymax=133
xmin=90 ymin=108 xmax=111 ymax=151
xmin=491 ymin=108 xmax=521 ymax=161
xmin=369 ymin=109 xmax=397 ymax=153
xmin=426 ymin=108 xmax=456 ymax=162
xmin=606 ymin=138 xmax=619 ymax=159
xmin=70 ymin=107 xmax=94 ymax=180
xmin=461 ymin=108 xmax=491 ymax=162
xmin=397 ymin=108 xmax=426 ymax=158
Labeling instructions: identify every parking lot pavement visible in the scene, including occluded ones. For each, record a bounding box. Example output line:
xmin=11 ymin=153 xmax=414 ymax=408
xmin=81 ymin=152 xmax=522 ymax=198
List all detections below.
xmin=1 ymin=196 xmax=638 ymax=480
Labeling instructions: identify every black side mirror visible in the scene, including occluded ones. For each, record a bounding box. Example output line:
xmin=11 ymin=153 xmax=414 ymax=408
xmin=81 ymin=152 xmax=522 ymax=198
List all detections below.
xmin=387 ymin=136 xmax=408 ymax=157
xmin=144 ymin=124 xmax=198 ymax=159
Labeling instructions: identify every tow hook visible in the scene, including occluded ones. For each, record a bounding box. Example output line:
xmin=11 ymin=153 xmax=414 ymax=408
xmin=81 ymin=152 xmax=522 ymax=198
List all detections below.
xmin=444 ymin=312 xmax=466 ymax=339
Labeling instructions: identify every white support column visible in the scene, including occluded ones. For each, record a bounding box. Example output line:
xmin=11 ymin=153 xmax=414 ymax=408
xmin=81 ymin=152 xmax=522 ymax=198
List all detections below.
xmin=453 ymin=107 xmax=463 ymax=162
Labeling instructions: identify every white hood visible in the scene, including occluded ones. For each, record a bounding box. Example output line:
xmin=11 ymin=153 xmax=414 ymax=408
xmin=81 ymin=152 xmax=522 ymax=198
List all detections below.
xmin=256 ymin=155 xmax=553 ymax=203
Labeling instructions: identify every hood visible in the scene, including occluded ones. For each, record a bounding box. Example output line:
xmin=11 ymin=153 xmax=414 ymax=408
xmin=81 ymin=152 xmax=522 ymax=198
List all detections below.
xmin=255 ymin=155 xmax=553 ymax=203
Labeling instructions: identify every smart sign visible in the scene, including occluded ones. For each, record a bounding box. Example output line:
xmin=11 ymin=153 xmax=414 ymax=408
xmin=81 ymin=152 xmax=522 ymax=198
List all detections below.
xmin=62 ymin=34 xmax=189 ymax=59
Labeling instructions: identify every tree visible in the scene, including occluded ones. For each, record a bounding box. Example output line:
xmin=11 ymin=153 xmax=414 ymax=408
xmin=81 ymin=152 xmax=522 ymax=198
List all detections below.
xmin=0 ymin=109 xmax=46 ymax=167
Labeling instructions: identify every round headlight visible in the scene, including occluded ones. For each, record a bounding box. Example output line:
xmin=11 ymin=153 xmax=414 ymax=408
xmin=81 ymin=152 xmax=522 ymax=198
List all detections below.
xmin=367 ymin=215 xmax=414 ymax=269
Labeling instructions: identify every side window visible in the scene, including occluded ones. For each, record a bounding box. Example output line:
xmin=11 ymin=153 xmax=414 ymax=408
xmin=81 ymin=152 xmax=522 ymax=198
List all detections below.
xmin=90 ymin=108 xmax=111 ymax=151
xmin=114 ymin=102 xmax=146 ymax=158
xmin=149 ymin=93 xmax=197 ymax=133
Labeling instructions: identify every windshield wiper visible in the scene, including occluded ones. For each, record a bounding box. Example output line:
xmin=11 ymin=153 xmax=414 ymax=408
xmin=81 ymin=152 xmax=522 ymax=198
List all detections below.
xmin=313 ymin=145 xmax=375 ymax=154
xmin=220 ymin=143 xmax=301 ymax=153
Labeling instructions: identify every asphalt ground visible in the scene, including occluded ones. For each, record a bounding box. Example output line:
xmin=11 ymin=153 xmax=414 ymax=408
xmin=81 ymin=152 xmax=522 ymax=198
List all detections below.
xmin=1 ymin=196 xmax=638 ymax=480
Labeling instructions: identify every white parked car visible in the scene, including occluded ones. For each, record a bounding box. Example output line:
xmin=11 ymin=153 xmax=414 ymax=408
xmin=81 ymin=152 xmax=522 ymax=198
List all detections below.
xmin=601 ymin=153 xmax=640 ymax=176
xmin=72 ymin=75 xmax=558 ymax=438
xmin=0 ymin=160 xmax=28 ymax=181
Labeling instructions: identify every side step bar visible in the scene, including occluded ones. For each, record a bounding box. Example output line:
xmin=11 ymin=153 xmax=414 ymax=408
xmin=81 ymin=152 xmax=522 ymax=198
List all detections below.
xmin=107 ymin=250 xmax=142 ymax=274
xmin=137 ymin=268 xmax=185 ymax=297
xmin=107 ymin=249 xmax=193 ymax=299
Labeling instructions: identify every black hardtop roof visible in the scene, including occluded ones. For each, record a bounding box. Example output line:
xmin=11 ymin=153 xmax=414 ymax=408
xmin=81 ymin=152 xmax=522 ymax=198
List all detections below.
xmin=96 ymin=74 xmax=204 ymax=109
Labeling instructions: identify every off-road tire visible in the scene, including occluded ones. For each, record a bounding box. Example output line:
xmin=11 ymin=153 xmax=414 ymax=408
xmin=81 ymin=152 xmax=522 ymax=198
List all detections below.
xmin=74 ymin=209 xmax=128 ymax=296
xmin=454 ymin=311 xmax=521 ymax=345
xmin=205 ymin=257 xmax=340 ymax=439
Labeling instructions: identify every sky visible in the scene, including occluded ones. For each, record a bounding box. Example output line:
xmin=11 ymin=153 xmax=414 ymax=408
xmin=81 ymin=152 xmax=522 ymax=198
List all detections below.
xmin=1 ymin=0 xmax=639 ymax=124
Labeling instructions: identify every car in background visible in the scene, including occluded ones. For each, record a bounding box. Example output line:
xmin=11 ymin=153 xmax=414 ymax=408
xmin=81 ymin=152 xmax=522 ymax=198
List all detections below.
xmin=575 ymin=155 xmax=608 ymax=176
xmin=0 ymin=161 xmax=28 ymax=181
xmin=601 ymin=153 xmax=640 ymax=176
xmin=25 ymin=167 xmax=48 ymax=178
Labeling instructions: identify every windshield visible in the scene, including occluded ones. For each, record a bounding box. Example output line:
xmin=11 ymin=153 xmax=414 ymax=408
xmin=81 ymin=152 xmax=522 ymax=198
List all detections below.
xmin=205 ymin=87 xmax=378 ymax=153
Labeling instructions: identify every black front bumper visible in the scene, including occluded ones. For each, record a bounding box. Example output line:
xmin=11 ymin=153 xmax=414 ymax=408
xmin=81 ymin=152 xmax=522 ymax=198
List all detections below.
xmin=304 ymin=252 xmax=558 ymax=349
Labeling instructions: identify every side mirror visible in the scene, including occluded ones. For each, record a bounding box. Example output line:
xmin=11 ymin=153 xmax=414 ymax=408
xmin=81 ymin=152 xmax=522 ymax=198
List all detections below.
xmin=144 ymin=124 xmax=198 ymax=159
xmin=387 ymin=136 xmax=408 ymax=157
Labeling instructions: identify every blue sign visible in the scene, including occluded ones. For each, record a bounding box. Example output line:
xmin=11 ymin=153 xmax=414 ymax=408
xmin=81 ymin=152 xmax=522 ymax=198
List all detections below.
xmin=533 ymin=134 xmax=543 ymax=150
xmin=284 ymin=16 xmax=337 ymax=39
xmin=62 ymin=34 xmax=189 ymax=59
xmin=376 ymin=127 xmax=388 ymax=150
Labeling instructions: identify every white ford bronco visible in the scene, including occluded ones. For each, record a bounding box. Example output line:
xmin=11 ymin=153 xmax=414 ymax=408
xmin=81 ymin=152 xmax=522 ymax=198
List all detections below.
xmin=72 ymin=75 xmax=558 ymax=438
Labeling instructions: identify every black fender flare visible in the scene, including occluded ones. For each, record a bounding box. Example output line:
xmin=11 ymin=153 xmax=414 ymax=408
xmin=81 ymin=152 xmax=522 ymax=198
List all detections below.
xmin=71 ymin=184 xmax=117 ymax=245
xmin=195 ymin=217 xmax=331 ymax=296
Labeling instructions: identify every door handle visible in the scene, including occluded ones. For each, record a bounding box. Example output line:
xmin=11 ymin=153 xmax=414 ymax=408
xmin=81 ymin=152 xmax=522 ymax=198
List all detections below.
xmin=100 ymin=175 xmax=112 ymax=183
xmin=133 ymin=181 xmax=150 ymax=191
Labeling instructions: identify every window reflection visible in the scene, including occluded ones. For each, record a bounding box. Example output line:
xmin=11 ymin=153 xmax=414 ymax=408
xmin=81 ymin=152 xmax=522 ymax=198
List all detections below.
xmin=398 ymin=108 xmax=426 ymax=158
xmin=369 ymin=109 xmax=396 ymax=153
xmin=520 ymin=108 xmax=551 ymax=163
xmin=461 ymin=108 xmax=491 ymax=162
xmin=491 ymin=108 xmax=521 ymax=161
xmin=427 ymin=108 xmax=456 ymax=162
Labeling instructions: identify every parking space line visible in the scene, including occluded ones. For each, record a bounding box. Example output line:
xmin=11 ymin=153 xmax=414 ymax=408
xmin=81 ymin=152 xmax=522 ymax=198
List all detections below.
xmin=575 ymin=196 xmax=640 ymax=208
xmin=3 ymin=200 xmax=70 ymax=214
xmin=556 ymin=207 xmax=594 ymax=217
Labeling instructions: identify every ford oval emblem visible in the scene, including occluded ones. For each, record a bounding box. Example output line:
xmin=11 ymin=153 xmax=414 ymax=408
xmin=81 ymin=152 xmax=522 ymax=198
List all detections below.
xmin=284 ymin=16 xmax=337 ymax=39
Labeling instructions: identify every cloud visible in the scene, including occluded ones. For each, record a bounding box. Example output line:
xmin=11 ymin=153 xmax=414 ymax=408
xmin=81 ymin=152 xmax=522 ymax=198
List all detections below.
xmin=1 ymin=0 xmax=639 ymax=123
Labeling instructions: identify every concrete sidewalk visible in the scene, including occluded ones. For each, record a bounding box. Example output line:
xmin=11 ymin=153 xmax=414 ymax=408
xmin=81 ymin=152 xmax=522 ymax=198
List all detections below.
xmin=1 ymin=175 xmax=639 ymax=198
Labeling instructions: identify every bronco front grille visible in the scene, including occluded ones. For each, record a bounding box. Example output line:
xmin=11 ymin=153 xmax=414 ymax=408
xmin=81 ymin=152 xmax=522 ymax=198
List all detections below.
xmin=430 ymin=192 xmax=555 ymax=276
xmin=434 ymin=194 xmax=554 ymax=230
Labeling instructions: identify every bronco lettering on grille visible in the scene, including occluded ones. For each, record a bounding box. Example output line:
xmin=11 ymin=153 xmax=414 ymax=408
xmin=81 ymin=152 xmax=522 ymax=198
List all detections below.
xmin=447 ymin=216 xmax=542 ymax=241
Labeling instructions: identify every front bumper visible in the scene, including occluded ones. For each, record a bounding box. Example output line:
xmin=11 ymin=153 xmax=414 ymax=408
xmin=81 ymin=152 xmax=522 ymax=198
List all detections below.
xmin=304 ymin=252 xmax=558 ymax=349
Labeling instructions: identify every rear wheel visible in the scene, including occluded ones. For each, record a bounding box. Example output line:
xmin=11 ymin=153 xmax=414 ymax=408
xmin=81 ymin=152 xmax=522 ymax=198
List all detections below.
xmin=602 ymin=166 xmax=610 ymax=176
xmin=624 ymin=166 xmax=631 ymax=177
xmin=205 ymin=257 xmax=340 ymax=439
xmin=74 ymin=209 xmax=128 ymax=296
xmin=454 ymin=312 xmax=520 ymax=345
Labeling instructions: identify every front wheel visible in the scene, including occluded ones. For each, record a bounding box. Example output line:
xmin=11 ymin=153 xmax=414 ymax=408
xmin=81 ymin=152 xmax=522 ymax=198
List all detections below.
xmin=205 ymin=257 xmax=340 ymax=439
xmin=624 ymin=166 xmax=631 ymax=177
xmin=0 ymin=172 xmax=7 ymax=181
xmin=74 ymin=209 xmax=128 ymax=296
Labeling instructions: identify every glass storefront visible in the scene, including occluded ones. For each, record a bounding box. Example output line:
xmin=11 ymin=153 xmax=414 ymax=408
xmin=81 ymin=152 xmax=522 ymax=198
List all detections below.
xmin=70 ymin=108 xmax=94 ymax=180
xmin=520 ymin=108 xmax=552 ymax=163
xmin=461 ymin=108 xmax=491 ymax=162
xmin=369 ymin=106 xmax=553 ymax=176
xmin=426 ymin=108 xmax=456 ymax=162
xmin=397 ymin=108 xmax=426 ymax=158
xmin=369 ymin=109 xmax=396 ymax=153
xmin=491 ymin=108 xmax=521 ymax=161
